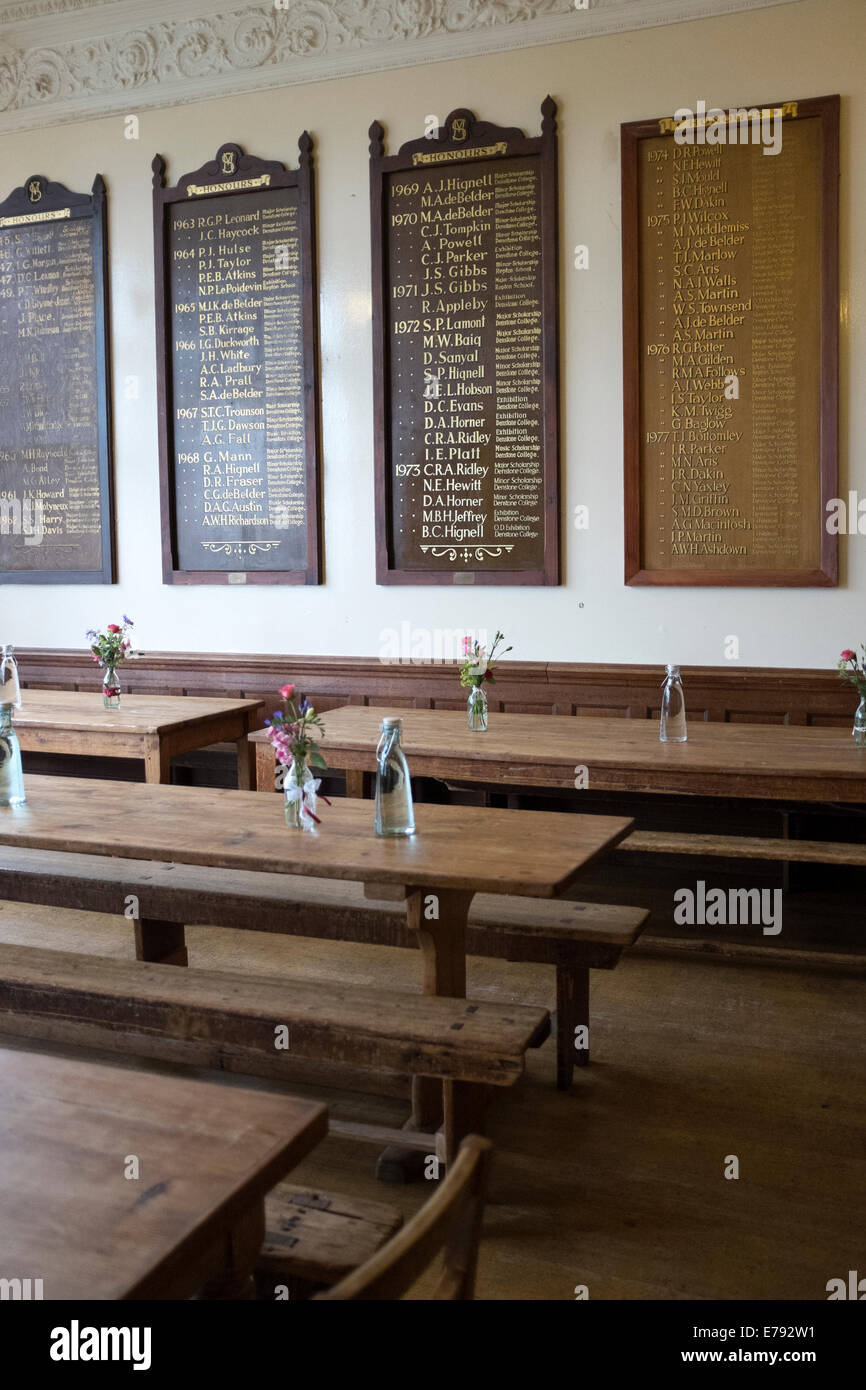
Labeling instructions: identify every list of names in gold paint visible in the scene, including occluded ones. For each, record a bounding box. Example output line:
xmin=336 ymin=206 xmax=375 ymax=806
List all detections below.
xmin=387 ymin=155 xmax=545 ymax=570
xmin=0 ymin=215 xmax=102 ymax=569
xmin=639 ymin=119 xmax=821 ymax=573
xmin=169 ymin=187 xmax=307 ymax=570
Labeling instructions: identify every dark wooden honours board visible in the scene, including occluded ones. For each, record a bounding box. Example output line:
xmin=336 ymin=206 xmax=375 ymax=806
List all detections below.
xmin=370 ymin=101 xmax=560 ymax=586
xmin=622 ymin=94 xmax=839 ymax=587
xmin=0 ymin=174 xmax=115 ymax=584
xmin=152 ymin=141 xmax=322 ymax=585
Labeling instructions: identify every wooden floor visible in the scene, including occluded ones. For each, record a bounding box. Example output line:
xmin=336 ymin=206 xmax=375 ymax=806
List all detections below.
xmin=1 ymin=898 xmax=862 ymax=1301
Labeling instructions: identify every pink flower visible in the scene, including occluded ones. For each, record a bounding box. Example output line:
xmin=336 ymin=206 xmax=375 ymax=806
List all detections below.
xmin=840 ymin=649 xmax=856 ymax=662
xmin=266 ymin=726 xmax=293 ymax=764
xmin=107 ymin=624 xmax=121 ymax=633
xmin=279 ymin=683 xmax=296 ymax=700
xmin=461 ymin=636 xmax=472 ymax=656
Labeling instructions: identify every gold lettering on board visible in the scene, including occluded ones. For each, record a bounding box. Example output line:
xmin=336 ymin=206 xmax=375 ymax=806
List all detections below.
xmin=412 ymin=142 xmax=507 ymax=167
xmin=186 ymin=175 xmax=271 ymax=197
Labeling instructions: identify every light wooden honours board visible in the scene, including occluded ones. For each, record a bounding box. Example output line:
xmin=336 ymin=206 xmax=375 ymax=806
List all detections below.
xmin=0 ymin=174 xmax=115 ymax=584
xmin=152 ymin=142 xmax=322 ymax=585
xmin=370 ymin=101 xmax=561 ymax=586
xmin=622 ymin=94 xmax=839 ymax=586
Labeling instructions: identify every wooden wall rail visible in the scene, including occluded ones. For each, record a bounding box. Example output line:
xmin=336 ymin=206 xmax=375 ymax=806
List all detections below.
xmin=15 ymin=650 xmax=857 ymax=729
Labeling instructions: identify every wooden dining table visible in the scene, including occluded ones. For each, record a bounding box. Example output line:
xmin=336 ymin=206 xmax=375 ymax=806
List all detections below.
xmin=17 ymin=690 xmax=264 ymax=786
xmin=0 ymin=775 xmax=633 ymax=1158
xmin=0 ymin=772 xmax=632 ymax=934
xmin=250 ymin=706 xmax=866 ymax=804
xmin=0 ymin=1043 xmax=327 ymax=1299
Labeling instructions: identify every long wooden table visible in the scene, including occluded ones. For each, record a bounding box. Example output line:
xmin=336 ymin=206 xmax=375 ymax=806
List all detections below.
xmin=0 ymin=1044 xmax=327 ymax=1299
xmin=18 ymin=690 xmax=264 ymax=786
xmin=0 ymin=774 xmax=631 ymax=899
xmin=0 ymin=775 xmax=632 ymax=1158
xmin=251 ymin=706 xmax=866 ymax=804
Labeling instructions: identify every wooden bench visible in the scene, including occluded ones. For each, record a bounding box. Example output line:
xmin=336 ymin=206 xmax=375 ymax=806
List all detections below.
xmin=620 ymin=830 xmax=866 ymax=867
xmin=256 ymin=1183 xmax=403 ymax=1299
xmin=257 ymin=1136 xmax=491 ymax=1302
xmin=0 ymin=942 xmax=549 ymax=1166
xmin=317 ymin=1135 xmax=492 ymax=1301
xmin=0 ymin=847 xmax=647 ymax=1090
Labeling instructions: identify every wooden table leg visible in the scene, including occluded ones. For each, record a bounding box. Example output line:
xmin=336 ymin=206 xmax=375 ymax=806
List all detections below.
xmin=236 ymin=731 xmax=256 ymax=790
xmin=143 ymin=737 xmax=172 ymax=785
xmin=781 ymin=810 xmax=791 ymax=893
xmin=255 ymin=740 xmax=276 ymax=793
xmin=346 ymin=769 xmax=367 ymax=799
xmin=377 ymin=887 xmax=473 ymax=1184
xmin=200 ymin=1199 xmax=265 ymax=1300
xmin=556 ymin=964 xmax=589 ymax=1090
xmin=409 ymin=887 xmax=472 ymax=998
xmin=442 ymin=1080 xmax=490 ymax=1165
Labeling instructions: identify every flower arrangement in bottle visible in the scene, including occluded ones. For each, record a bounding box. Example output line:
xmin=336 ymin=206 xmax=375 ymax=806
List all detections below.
xmin=265 ymin=683 xmax=330 ymax=828
xmin=459 ymin=630 xmax=512 ymax=732
xmin=86 ymin=616 xmax=135 ymax=709
xmin=838 ymin=647 xmax=866 ymax=747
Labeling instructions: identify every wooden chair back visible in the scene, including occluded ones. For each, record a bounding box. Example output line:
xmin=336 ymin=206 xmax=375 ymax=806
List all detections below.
xmin=315 ymin=1136 xmax=493 ymax=1300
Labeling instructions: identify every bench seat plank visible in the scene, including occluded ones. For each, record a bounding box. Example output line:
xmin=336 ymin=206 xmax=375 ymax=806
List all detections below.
xmin=259 ymin=1183 xmax=403 ymax=1290
xmin=0 ymin=847 xmax=646 ymax=1091
xmin=0 ymin=943 xmax=549 ymax=1087
xmin=621 ymin=831 xmax=866 ymax=866
xmin=0 ymin=848 xmax=645 ymax=967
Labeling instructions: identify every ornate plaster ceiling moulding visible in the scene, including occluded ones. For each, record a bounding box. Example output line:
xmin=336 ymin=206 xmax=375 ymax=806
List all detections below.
xmin=0 ymin=0 xmax=799 ymax=134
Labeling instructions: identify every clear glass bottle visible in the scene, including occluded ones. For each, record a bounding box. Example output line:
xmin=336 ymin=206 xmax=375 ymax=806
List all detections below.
xmin=660 ymin=663 xmax=687 ymax=743
xmin=0 ymin=645 xmax=25 ymax=806
xmin=467 ymin=683 xmax=488 ymax=732
xmin=853 ymin=696 xmax=866 ymax=749
xmin=102 ymin=661 xmax=121 ymax=710
xmin=285 ymin=753 xmax=317 ymax=829
xmin=374 ymin=716 xmax=415 ymax=837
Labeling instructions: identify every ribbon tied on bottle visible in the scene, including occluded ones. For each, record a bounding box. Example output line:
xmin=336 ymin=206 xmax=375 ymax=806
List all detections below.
xmin=284 ymin=775 xmax=332 ymax=829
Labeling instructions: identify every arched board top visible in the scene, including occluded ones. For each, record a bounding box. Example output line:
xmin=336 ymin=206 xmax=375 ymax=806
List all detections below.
xmin=372 ymin=100 xmax=556 ymax=170
xmin=0 ymin=174 xmax=103 ymax=224
xmin=154 ymin=141 xmax=314 ymax=202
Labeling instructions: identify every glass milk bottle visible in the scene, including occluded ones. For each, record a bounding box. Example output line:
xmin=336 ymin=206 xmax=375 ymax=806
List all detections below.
xmin=374 ymin=716 xmax=415 ymax=837
xmin=659 ymin=663 xmax=687 ymax=743
xmin=0 ymin=645 xmax=25 ymax=806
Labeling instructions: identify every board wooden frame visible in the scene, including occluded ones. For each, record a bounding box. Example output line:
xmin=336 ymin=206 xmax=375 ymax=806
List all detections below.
xmin=369 ymin=100 xmax=561 ymax=586
xmin=622 ymin=93 xmax=839 ymax=587
xmin=152 ymin=140 xmax=323 ymax=586
xmin=0 ymin=173 xmax=115 ymax=585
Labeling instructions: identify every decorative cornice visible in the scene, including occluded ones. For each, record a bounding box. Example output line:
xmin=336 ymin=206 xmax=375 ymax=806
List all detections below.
xmin=0 ymin=0 xmax=799 ymax=135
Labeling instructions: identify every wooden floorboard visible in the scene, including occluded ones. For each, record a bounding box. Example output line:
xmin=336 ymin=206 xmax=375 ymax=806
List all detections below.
xmin=0 ymin=898 xmax=862 ymax=1301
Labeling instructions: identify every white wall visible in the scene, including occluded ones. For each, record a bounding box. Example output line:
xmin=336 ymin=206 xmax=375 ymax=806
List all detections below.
xmin=2 ymin=0 xmax=863 ymax=666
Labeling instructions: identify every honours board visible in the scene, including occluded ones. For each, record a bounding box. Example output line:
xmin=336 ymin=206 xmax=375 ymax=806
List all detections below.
xmin=370 ymin=103 xmax=560 ymax=585
xmin=622 ymin=95 xmax=839 ymax=586
xmin=153 ymin=142 xmax=322 ymax=585
xmin=0 ymin=175 xmax=114 ymax=584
